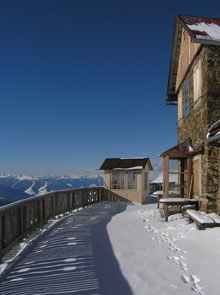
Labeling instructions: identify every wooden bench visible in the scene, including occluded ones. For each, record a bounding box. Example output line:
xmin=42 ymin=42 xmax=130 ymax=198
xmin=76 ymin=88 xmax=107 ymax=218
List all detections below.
xmin=152 ymin=191 xmax=163 ymax=208
xmin=186 ymin=209 xmax=220 ymax=230
xmin=159 ymin=198 xmax=199 ymax=222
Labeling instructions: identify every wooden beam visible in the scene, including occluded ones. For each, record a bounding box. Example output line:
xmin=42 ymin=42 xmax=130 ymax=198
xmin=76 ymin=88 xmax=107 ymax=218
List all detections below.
xmin=163 ymin=155 xmax=169 ymax=198
xmin=187 ymin=157 xmax=193 ymax=198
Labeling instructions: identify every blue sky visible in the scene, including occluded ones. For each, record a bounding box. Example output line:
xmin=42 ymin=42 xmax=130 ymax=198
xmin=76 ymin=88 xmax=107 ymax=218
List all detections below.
xmin=1 ymin=0 xmax=220 ymax=175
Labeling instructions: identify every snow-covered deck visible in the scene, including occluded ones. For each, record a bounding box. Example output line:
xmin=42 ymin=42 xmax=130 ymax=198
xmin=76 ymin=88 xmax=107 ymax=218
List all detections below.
xmin=1 ymin=201 xmax=220 ymax=294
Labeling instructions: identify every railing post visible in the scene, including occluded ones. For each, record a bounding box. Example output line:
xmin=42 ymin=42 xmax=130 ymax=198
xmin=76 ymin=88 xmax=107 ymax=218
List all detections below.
xmin=84 ymin=189 xmax=88 ymax=207
xmin=53 ymin=194 xmax=56 ymax=217
xmin=33 ymin=201 xmax=37 ymax=226
xmin=69 ymin=192 xmax=73 ymax=213
xmin=85 ymin=189 xmax=88 ymax=207
xmin=23 ymin=205 xmax=27 ymax=232
xmin=39 ymin=200 xmax=43 ymax=224
xmin=102 ymin=188 xmax=105 ymax=201
xmin=72 ymin=191 xmax=76 ymax=209
xmin=19 ymin=206 xmax=24 ymax=235
xmin=99 ymin=188 xmax=103 ymax=202
xmin=88 ymin=190 xmax=91 ymax=205
xmin=0 ymin=216 xmax=2 ymax=263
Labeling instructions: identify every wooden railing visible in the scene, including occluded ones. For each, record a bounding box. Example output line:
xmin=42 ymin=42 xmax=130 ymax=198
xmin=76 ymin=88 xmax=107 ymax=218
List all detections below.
xmin=0 ymin=187 xmax=128 ymax=261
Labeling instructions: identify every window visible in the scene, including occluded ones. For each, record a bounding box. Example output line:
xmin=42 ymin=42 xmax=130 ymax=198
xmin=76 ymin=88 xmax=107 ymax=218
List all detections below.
xmin=193 ymin=60 xmax=202 ymax=102
xmin=178 ymin=90 xmax=183 ymax=121
xmin=184 ymin=80 xmax=190 ymax=117
xmin=110 ymin=171 xmax=125 ymax=189
xmin=127 ymin=171 xmax=136 ymax=189
xmin=110 ymin=171 xmax=137 ymax=190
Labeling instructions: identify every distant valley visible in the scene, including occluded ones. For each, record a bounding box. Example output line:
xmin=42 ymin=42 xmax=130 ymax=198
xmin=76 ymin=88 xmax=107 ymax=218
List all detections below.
xmin=0 ymin=173 xmax=103 ymax=206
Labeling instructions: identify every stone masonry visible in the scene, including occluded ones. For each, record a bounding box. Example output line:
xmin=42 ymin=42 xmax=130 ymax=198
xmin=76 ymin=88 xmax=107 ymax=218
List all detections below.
xmin=178 ymin=46 xmax=220 ymax=213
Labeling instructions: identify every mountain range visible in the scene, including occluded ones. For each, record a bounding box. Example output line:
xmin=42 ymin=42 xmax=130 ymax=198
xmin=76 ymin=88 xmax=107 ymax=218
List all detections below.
xmin=0 ymin=173 xmax=103 ymax=206
xmin=0 ymin=159 xmax=162 ymax=207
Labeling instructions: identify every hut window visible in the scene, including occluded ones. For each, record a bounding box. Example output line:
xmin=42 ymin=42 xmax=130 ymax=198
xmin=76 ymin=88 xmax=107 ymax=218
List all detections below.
xmin=110 ymin=171 xmax=125 ymax=189
xmin=184 ymin=80 xmax=190 ymax=117
xmin=193 ymin=59 xmax=202 ymax=102
xmin=178 ymin=90 xmax=183 ymax=121
xmin=127 ymin=171 xmax=136 ymax=189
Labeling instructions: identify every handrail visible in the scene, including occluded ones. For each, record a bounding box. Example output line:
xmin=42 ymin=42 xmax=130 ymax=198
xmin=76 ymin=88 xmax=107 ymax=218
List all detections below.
xmin=0 ymin=186 xmax=128 ymax=261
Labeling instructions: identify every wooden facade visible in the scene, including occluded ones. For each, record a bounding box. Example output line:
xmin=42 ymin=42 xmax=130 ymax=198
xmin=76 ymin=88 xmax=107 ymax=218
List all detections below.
xmin=176 ymin=28 xmax=201 ymax=91
xmin=164 ymin=15 xmax=220 ymax=213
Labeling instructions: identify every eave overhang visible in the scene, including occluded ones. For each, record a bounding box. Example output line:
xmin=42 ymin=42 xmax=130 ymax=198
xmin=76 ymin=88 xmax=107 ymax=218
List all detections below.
xmin=160 ymin=139 xmax=203 ymax=158
xmin=166 ymin=18 xmax=182 ymax=103
xmin=166 ymin=14 xmax=220 ymax=103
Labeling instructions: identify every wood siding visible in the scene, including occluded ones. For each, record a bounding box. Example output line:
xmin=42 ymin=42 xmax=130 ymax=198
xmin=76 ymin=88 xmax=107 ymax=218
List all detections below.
xmin=103 ymin=167 xmax=150 ymax=204
xmin=176 ymin=28 xmax=201 ymax=91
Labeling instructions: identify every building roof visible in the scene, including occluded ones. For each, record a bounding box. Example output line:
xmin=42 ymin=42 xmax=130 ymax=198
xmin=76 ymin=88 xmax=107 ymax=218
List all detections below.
xmin=178 ymin=15 xmax=220 ymax=43
xmin=99 ymin=158 xmax=153 ymax=170
xmin=167 ymin=15 xmax=220 ymax=103
xmin=150 ymin=173 xmax=177 ymax=184
xmin=160 ymin=139 xmax=203 ymax=157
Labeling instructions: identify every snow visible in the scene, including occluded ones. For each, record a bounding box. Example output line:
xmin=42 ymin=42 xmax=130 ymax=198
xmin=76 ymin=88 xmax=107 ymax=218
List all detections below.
xmin=37 ymin=182 xmax=48 ymax=196
xmin=120 ymin=157 xmax=146 ymax=159
xmin=188 ymin=22 xmax=220 ymax=41
xmin=207 ymin=212 xmax=220 ymax=223
xmin=153 ymin=190 xmax=163 ymax=195
xmin=17 ymin=174 xmax=34 ymax=181
xmin=1 ymin=200 xmax=220 ymax=294
xmin=11 ymin=180 xmax=21 ymax=188
xmin=0 ymin=173 xmax=11 ymax=178
xmin=113 ymin=166 xmax=143 ymax=170
xmin=25 ymin=181 xmax=36 ymax=195
xmin=160 ymin=197 xmax=196 ymax=203
xmin=186 ymin=210 xmax=220 ymax=225
xmin=58 ymin=174 xmax=102 ymax=179
xmin=186 ymin=209 xmax=215 ymax=224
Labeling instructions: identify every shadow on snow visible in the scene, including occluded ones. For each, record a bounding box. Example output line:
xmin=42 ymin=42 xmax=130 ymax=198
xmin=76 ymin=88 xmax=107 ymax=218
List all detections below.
xmin=0 ymin=201 xmax=133 ymax=295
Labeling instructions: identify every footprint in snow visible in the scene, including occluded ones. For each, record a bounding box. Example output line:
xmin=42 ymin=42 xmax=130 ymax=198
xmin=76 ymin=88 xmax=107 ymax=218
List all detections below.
xmin=191 ymin=274 xmax=200 ymax=284
xmin=181 ymin=274 xmax=191 ymax=283
xmin=182 ymin=274 xmax=204 ymax=295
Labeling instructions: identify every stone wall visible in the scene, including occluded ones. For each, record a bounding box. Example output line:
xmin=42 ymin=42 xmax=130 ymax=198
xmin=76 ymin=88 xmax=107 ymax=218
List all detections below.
xmin=206 ymin=46 xmax=220 ymax=213
xmin=177 ymin=45 xmax=220 ymax=213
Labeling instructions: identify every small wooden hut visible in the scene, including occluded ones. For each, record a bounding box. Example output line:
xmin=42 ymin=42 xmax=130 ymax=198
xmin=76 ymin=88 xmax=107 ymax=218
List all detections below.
xmin=99 ymin=158 xmax=153 ymax=203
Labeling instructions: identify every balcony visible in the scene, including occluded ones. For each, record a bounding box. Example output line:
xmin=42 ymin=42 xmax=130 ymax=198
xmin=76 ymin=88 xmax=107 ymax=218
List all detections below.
xmin=0 ymin=187 xmax=129 ymax=261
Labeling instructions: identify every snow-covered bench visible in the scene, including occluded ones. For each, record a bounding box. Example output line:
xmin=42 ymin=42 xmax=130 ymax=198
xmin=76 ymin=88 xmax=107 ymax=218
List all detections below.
xmin=152 ymin=191 xmax=163 ymax=208
xmin=186 ymin=209 xmax=220 ymax=230
xmin=159 ymin=198 xmax=199 ymax=222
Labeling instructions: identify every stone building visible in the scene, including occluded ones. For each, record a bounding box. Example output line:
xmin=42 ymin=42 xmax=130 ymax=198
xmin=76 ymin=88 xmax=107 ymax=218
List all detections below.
xmin=99 ymin=157 xmax=153 ymax=203
xmin=162 ymin=15 xmax=220 ymax=213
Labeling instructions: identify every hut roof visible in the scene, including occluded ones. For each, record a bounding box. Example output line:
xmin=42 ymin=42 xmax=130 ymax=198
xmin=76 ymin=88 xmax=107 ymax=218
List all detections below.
xmin=99 ymin=158 xmax=153 ymax=170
